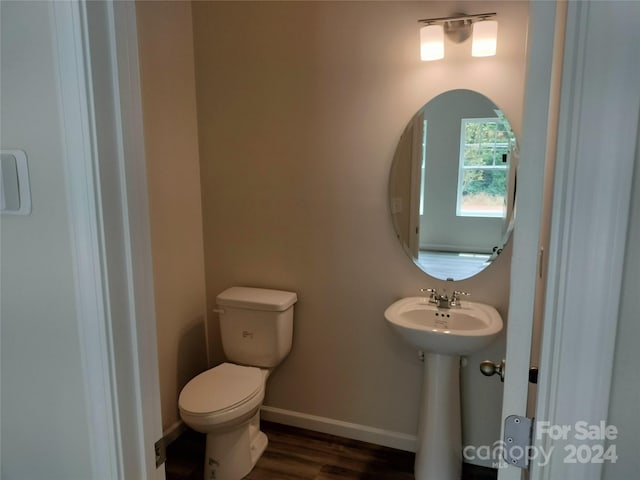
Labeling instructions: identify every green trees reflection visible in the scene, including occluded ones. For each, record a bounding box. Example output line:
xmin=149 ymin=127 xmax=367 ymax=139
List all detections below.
xmin=460 ymin=115 xmax=515 ymax=215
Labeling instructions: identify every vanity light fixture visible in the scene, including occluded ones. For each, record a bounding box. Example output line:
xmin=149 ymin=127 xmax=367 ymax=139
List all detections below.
xmin=471 ymin=19 xmax=498 ymax=57
xmin=418 ymin=12 xmax=497 ymax=61
xmin=419 ymin=24 xmax=445 ymax=61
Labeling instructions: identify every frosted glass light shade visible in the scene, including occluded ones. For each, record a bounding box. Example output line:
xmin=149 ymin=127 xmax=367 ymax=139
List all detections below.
xmin=472 ymin=20 xmax=498 ymax=57
xmin=420 ymin=24 xmax=444 ymax=61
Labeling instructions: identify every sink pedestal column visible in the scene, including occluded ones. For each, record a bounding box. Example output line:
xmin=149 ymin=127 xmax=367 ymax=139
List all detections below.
xmin=415 ymin=352 xmax=462 ymax=480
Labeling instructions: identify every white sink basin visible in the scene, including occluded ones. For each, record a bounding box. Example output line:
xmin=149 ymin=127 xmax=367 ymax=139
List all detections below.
xmin=384 ymin=296 xmax=503 ymax=355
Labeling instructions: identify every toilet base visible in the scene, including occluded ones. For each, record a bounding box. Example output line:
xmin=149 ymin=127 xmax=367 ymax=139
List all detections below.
xmin=203 ymin=411 xmax=267 ymax=480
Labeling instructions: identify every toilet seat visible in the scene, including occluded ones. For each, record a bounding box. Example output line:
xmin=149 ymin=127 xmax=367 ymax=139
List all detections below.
xmin=180 ymin=363 xmax=263 ymax=415
xmin=179 ymin=363 xmax=264 ymax=428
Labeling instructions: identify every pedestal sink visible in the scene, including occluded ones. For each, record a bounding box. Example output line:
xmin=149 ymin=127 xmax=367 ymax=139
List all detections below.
xmin=384 ymin=296 xmax=503 ymax=480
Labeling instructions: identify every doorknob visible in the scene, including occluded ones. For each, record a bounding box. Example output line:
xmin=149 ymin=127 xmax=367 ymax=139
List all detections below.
xmin=480 ymin=360 xmax=539 ymax=384
xmin=480 ymin=359 xmax=505 ymax=382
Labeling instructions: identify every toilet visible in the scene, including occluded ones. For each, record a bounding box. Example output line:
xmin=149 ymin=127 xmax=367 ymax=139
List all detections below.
xmin=178 ymin=286 xmax=297 ymax=480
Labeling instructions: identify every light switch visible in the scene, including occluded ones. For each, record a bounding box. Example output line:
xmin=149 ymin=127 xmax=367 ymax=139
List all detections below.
xmin=0 ymin=150 xmax=31 ymax=215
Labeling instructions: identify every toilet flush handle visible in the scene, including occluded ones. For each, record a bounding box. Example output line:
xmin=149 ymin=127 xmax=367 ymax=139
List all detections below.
xmin=213 ymin=308 xmax=225 ymax=315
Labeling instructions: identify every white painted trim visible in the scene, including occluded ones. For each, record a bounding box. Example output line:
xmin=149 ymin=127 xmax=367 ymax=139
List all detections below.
xmin=409 ymin=111 xmax=423 ymax=257
xmin=498 ymin=2 xmax=560 ymax=479
xmin=108 ymin=3 xmax=165 ymax=478
xmin=53 ymin=0 xmax=164 ymax=479
xmin=261 ymin=405 xmax=417 ymax=452
xmin=531 ymin=2 xmax=640 ymax=479
xmin=51 ymin=2 xmax=123 ymax=478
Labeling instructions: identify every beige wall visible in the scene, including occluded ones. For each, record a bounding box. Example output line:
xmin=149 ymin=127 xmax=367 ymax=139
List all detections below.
xmin=0 ymin=2 xmax=93 ymax=478
xmin=192 ymin=0 xmax=528 ymax=460
xmin=136 ymin=0 xmax=208 ymax=431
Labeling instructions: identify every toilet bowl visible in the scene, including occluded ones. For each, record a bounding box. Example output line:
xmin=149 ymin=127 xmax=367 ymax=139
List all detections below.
xmin=179 ymin=363 xmax=270 ymax=479
xmin=178 ymin=286 xmax=297 ymax=480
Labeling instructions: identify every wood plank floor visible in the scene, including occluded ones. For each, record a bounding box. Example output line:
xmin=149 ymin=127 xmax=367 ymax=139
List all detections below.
xmin=165 ymin=421 xmax=497 ymax=480
xmin=245 ymin=422 xmax=413 ymax=479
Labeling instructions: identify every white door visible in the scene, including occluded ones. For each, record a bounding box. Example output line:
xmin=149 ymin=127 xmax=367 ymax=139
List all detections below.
xmin=499 ymin=2 xmax=640 ymax=480
xmin=497 ymin=2 xmax=564 ymax=478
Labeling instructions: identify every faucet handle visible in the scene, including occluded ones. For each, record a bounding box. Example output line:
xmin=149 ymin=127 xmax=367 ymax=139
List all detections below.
xmin=453 ymin=290 xmax=470 ymax=297
xmin=451 ymin=290 xmax=470 ymax=306
xmin=420 ymin=288 xmax=439 ymax=304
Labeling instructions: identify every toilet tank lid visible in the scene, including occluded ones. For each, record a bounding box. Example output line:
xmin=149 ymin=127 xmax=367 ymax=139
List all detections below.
xmin=216 ymin=286 xmax=297 ymax=312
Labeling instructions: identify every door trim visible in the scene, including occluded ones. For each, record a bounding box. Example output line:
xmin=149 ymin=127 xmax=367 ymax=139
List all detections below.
xmin=53 ymin=1 xmax=165 ymax=479
xmin=51 ymin=2 xmax=122 ymax=477
xmin=498 ymin=2 xmax=560 ymax=477
xmin=532 ymin=1 xmax=640 ymax=479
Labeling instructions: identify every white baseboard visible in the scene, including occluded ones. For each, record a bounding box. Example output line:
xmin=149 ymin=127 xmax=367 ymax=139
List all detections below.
xmin=168 ymin=407 xmax=492 ymax=468
xmin=260 ymin=405 xmax=417 ymax=452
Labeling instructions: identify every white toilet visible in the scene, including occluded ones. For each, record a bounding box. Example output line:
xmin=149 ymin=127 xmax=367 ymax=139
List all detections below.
xmin=178 ymin=286 xmax=297 ymax=480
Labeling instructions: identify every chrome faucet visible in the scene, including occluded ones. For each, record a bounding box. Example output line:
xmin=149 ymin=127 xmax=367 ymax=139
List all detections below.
xmin=420 ymin=288 xmax=470 ymax=308
xmin=421 ymin=288 xmax=449 ymax=308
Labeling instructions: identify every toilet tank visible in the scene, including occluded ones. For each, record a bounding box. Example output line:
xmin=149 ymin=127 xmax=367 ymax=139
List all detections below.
xmin=216 ymin=287 xmax=297 ymax=368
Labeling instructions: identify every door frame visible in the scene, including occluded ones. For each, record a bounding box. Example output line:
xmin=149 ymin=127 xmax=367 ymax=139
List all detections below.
xmin=498 ymin=1 xmax=562 ymax=477
xmin=501 ymin=1 xmax=640 ymax=479
xmin=531 ymin=1 xmax=639 ymax=479
xmin=52 ymin=1 xmax=164 ymax=479
xmin=57 ymin=0 xmax=640 ymax=479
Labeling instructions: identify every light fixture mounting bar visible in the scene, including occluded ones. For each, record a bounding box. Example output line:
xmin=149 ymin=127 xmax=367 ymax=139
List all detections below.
xmin=417 ymin=12 xmax=496 ymax=25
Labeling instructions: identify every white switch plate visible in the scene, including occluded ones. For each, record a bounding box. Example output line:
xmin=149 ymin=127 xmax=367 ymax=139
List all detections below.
xmin=1 ymin=149 xmax=32 ymax=215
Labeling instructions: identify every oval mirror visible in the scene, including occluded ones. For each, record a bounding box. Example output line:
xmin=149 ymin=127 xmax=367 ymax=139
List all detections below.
xmin=389 ymin=89 xmax=518 ymax=281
